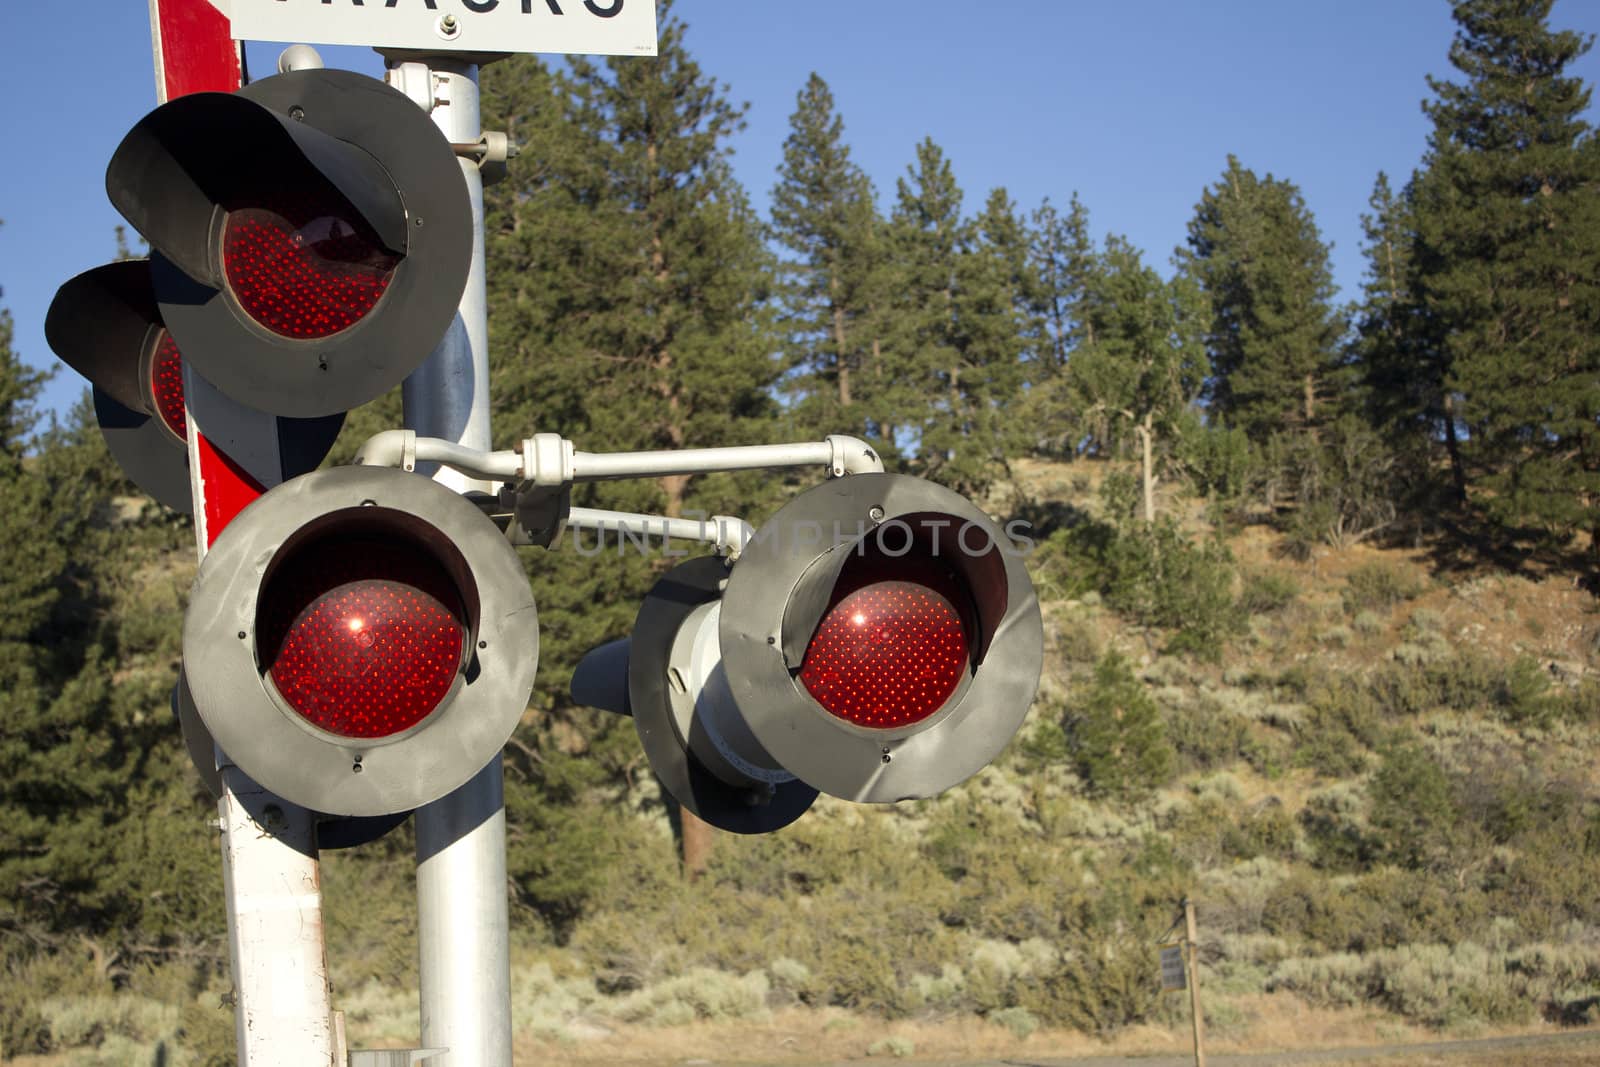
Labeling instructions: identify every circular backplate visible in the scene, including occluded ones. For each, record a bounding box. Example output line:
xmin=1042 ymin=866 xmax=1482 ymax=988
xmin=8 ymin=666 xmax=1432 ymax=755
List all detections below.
xmin=153 ymin=69 xmax=472 ymax=418
xmin=184 ymin=465 xmax=538 ymax=817
xmin=719 ymin=474 xmax=1044 ymax=803
xmin=629 ymin=556 xmax=817 ymax=834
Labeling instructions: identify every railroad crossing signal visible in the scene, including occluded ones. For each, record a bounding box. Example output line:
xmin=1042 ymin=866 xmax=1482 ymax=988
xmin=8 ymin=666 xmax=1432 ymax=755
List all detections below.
xmin=574 ymin=472 xmax=1044 ymax=833
xmin=45 ymin=260 xmax=344 ymax=512
xmin=182 ymin=465 xmax=539 ymax=817
xmin=104 ymin=67 xmax=472 ymax=418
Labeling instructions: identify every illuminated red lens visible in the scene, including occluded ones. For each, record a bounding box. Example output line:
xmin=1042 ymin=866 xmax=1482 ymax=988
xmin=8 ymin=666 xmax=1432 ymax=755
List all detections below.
xmin=148 ymin=330 xmax=186 ymax=441
xmin=799 ymin=569 xmax=970 ymax=730
xmin=258 ymin=537 xmax=466 ymax=739
xmin=222 ymin=191 xmax=400 ymax=339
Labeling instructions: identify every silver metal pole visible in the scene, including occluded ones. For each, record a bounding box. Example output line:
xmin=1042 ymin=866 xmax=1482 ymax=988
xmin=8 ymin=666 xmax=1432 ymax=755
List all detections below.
xmin=388 ymin=57 xmax=512 ymax=1067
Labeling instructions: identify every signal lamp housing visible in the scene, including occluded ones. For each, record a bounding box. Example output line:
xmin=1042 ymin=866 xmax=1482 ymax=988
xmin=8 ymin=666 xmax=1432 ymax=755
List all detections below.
xmin=719 ymin=473 xmax=1043 ymax=803
xmin=106 ymin=69 xmax=472 ymax=419
xmin=183 ymin=465 xmax=538 ymax=817
xmin=45 ymin=260 xmax=343 ymax=512
xmin=573 ymin=557 xmax=819 ymax=835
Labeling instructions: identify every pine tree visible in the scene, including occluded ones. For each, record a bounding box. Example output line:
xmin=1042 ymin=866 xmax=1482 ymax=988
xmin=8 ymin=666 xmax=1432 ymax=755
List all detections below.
xmin=1023 ymin=194 xmax=1099 ymax=454
xmin=483 ymin=6 xmax=777 ymax=880
xmin=1182 ymin=155 xmax=1344 ymax=442
xmin=1065 ymin=650 xmax=1174 ymax=801
xmin=941 ymin=187 xmax=1035 ymax=489
xmin=1350 ymin=172 xmax=1465 ymax=507
xmin=882 ymin=141 xmax=1027 ymax=495
xmin=1030 ymin=193 xmax=1098 ymax=371
xmin=0 ymin=288 xmax=218 ymax=967
xmin=1067 ymin=237 xmax=1209 ymax=521
xmin=1411 ymin=0 xmax=1600 ymax=553
xmin=769 ymin=73 xmax=886 ymax=442
xmin=882 ymin=136 xmax=966 ymax=472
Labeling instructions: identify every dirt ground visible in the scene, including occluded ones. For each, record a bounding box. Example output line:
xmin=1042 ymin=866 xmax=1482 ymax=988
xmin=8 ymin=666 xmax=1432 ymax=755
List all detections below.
xmin=508 ymin=1003 xmax=1600 ymax=1067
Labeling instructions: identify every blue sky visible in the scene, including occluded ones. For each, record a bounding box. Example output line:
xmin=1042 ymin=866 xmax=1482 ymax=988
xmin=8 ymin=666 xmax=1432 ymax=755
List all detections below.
xmin=3 ymin=0 xmax=1598 ymax=419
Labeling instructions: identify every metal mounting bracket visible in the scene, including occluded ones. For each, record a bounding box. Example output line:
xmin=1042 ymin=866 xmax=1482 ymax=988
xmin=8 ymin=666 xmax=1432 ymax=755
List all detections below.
xmin=450 ymin=131 xmax=516 ymax=185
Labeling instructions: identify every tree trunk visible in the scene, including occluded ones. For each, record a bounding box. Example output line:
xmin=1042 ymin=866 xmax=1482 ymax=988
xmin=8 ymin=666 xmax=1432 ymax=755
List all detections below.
xmin=679 ymin=809 xmax=714 ymax=880
xmin=1138 ymin=415 xmax=1156 ymax=523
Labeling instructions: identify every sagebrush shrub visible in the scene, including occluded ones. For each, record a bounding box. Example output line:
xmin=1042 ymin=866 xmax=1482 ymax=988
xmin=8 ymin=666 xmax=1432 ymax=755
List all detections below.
xmin=1342 ymin=560 xmax=1429 ymax=613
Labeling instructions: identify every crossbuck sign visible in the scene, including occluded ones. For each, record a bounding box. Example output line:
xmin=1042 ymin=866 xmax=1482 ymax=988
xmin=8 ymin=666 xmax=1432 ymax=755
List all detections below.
xmin=223 ymin=0 xmax=656 ymax=56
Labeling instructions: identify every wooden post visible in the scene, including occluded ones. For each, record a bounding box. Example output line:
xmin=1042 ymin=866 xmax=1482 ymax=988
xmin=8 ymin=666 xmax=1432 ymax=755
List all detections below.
xmin=1184 ymin=897 xmax=1207 ymax=1067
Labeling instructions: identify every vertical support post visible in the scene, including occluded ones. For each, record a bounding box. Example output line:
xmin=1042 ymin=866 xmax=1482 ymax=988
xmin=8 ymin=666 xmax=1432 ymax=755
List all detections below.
xmin=217 ymin=768 xmax=334 ymax=1065
xmin=1184 ymin=897 xmax=1207 ymax=1067
xmin=149 ymin=3 xmax=336 ymax=1064
xmin=388 ymin=57 xmax=511 ymax=1067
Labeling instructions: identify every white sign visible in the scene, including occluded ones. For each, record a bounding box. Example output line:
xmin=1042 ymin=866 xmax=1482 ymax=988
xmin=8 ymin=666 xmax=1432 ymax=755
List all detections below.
xmin=223 ymin=0 xmax=657 ymax=57
xmin=1159 ymin=943 xmax=1186 ymax=991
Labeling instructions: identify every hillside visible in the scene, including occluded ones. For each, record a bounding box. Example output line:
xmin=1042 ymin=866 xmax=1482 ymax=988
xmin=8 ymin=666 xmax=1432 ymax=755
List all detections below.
xmin=8 ymin=456 xmax=1600 ymax=1066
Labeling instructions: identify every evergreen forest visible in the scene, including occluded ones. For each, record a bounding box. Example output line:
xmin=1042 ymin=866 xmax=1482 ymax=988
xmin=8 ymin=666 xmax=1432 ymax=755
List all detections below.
xmin=4 ymin=0 xmax=1600 ymax=1061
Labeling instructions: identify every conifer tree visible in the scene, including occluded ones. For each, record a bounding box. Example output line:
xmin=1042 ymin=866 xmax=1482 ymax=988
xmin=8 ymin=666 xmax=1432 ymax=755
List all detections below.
xmin=0 ymin=280 xmax=217 ymax=966
xmin=769 ymin=73 xmax=886 ymax=442
xmin=1030 ymin=193 xmax=1098 ymax=372
xmin=1066 ymin=650 xmax=1174 ymax=801
xmin=1351 ymin=172 xmax=1466 ymax=505
xmin=565 ymin=5 xmax=775 ymax=521
xmin=1182 ymin=156 xmax=1343 ymax=442
xmin=487 ymin=8 xmax=774 ymax=517
xmin=882 ymin=136 xmax=966 ymax=470
xmin=1024 ymin=194 xmax=1098 ymax=453
xmin=1411 ymin=0 xmax=1600 ymax=552
xmin=941 ymin=187 xmax=1035 ymax=486
xmin=483 ymin=6 xmax=776 ymax=879
xmin=883 ymin=141 xmax=1026 ymax=495
xmin=1067 ymin=237 xmax=1209 ymax=521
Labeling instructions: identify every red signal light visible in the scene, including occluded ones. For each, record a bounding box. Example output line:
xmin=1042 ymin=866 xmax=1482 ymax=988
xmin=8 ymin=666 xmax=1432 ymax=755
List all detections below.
xmin=799 ymin=560 xmax=972 ymax=729
xmin=715 ymin=475 xmax=1045 ymax=804
xmin=222 ymin=193 xmax=399 ymax=339
xmin=256 ymin=529 xmax=469 ymax=740
xmin=148 ymin=330 xmax=187 ymax=442
xmin=184 ymin=467 xmax=540 ymax=817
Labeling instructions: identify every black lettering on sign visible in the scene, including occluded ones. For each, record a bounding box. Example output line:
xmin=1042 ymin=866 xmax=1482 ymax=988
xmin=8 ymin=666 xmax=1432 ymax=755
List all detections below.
xmin=319 ymin=0 xmax=367 ymax=6
xmin=383 ymin=0 xmax=438 ymax=8
xmin=522 ymin=0 xmax=564 ymax=11
xmin=584 ymin=0 xmax=622 ymax=15
xmin=462 ymin=0 xmax=497 ymax=10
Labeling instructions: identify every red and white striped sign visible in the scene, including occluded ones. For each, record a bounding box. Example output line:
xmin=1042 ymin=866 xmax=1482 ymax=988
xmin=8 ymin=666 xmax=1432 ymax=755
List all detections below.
xmin=149 ymin=0 xmax=280 ymax=551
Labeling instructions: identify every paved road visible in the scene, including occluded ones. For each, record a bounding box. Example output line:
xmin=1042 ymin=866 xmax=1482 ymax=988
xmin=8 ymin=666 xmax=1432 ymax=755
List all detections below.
xmin=805 ymin=1028 xmax=1600 ymax=1067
